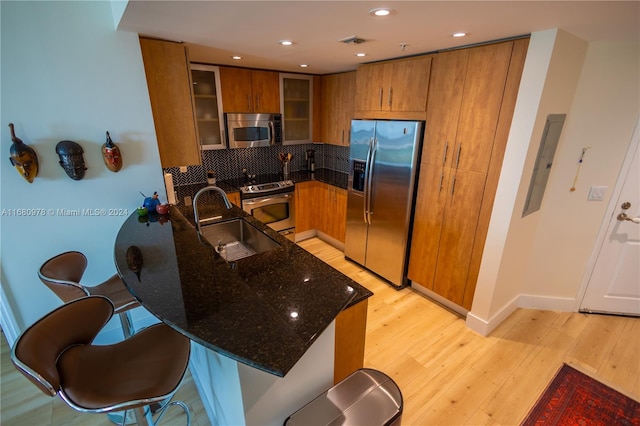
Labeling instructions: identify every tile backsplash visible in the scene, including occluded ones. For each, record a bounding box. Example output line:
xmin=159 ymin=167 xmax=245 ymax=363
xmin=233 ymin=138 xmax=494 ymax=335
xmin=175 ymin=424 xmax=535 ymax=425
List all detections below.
xmin=165 ymin=143 xmax=350 ymax=186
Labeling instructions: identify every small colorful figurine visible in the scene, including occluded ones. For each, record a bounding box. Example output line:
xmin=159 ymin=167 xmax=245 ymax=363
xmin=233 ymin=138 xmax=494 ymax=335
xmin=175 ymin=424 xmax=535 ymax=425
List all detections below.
xmin=102 ymin=131 xmax=122 ymax=172
xmin=142 ymin=191 xmax=160 ymax=213
xmin=8 ymin=123 xmax=39 ymax=183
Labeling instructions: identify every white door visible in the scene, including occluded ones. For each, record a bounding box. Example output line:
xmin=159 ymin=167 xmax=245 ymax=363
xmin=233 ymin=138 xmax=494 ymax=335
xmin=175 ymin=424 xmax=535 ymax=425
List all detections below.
xmin=580 ymin=121 xmax=640 ymax=316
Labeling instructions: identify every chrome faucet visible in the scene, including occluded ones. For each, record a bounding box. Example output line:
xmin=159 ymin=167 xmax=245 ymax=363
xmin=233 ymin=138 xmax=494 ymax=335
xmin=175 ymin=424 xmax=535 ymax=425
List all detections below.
xmin=193 ymin=186 xmax=232 ymax=233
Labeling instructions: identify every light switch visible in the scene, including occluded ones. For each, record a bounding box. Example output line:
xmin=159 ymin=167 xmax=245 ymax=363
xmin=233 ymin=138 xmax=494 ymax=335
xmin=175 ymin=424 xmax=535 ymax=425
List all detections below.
xmin=179 ymin=166 xmax=188 ymax=173
xmin=588 ymin=186 xmax=607 ymax=201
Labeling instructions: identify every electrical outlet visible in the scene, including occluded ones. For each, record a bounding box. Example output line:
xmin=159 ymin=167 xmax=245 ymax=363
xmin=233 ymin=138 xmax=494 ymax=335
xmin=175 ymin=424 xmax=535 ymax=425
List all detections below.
xmin=588 ymin=186 xmax=607 ymax=201
xmin=184 ymin=196 xmax=192 ymax=206
xmin=179 ymin=166 xmax=188 ymax=173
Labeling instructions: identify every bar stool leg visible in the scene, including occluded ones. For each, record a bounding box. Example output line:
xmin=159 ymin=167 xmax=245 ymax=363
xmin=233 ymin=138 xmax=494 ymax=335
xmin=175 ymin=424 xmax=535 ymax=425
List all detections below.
xmin=107 ymin=312 xmax=137 ymax=425
xmin=132 ymin=406 xmax=153 ymax=425
xmin=118 ymin=311 xmax=135 ymax=339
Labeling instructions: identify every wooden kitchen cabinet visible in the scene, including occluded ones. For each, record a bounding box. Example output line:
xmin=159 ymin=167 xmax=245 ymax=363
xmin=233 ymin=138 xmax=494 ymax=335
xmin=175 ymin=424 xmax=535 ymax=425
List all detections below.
xmin=407 ymin=164 xmax=450 ymax=289
xmin=295 ymin=181 xmax=320 ymax=234
xmin=320 ymin=184 xmax=347 ymax=243
xmin=408 ymin=39 xmax=529 ymax=310
xmin=191 ymin=64 xmax=225 ymax=150
xmin=295 ymin=181 xmax=347 ymax=243
xmin=318 ymin=71 xmax=356 ymax=146
xmin=139 ymin=37 xmax=201 ymax=168
xmin=226 ymin=191 xmax=241 ymax=207
xmin=251 ymin=70 xmax=280 ymax=112
xmin=334 ymin=298 xmax=368 ymax=384
xmin=355 ymin=55 xmax=432 ymax=119
xmin=219 ymin=67 xmax=280 ymax=113
xmin=430 ymin=169 xmax=486 ymax=303
xmin=421 ymin=42 xmax=514 ymax=173
xmin=280 ymin=74 xmax=313 ymax=143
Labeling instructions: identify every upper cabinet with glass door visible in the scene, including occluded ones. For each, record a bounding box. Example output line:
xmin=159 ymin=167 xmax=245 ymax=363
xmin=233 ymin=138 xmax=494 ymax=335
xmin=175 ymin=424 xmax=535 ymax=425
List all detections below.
xmin=191 ymin=64 xmax=225 ymax=150
xmin=280 ymin=74 xmax=313 ymax=144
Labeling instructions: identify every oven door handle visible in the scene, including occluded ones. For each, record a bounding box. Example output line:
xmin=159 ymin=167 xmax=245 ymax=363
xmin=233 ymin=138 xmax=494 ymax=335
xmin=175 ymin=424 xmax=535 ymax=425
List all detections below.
xmin=243 ymin=193 xmax=293 ymax=207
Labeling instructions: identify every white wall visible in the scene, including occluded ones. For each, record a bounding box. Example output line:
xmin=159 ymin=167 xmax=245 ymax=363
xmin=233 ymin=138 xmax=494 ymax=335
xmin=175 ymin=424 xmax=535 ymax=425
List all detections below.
xmin=520 ymin=40 xmax=640 ymax=303
xmin=468 ymin=30 xmax=640 ymax=334
xmin=1 ymin=1 xmax=162 ymax=343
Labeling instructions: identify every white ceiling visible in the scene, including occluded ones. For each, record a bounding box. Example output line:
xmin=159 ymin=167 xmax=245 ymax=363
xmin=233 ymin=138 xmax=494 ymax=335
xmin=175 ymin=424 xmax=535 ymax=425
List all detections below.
xmin=117 ymin=1 xmax=639 ymax=74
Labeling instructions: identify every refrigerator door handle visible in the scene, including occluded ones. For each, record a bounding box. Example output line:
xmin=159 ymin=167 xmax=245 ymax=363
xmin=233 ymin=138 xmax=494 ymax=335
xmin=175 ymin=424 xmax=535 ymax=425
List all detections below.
xmin=366 ymin=138 xmax=378 ymax=225
xmin=363 ymin=137 xmax=374 ymax=224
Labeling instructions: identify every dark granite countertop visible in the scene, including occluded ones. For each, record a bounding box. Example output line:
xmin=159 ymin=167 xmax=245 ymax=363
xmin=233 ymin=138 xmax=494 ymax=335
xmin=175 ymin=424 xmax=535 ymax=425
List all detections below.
xmin=114 ymin=196 xmax=372 ymax=377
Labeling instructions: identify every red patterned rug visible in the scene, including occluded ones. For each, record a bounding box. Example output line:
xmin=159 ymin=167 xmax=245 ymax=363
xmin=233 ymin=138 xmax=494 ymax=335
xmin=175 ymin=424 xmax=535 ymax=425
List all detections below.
xmin=521 ymin=363 xmax=640 ymax=425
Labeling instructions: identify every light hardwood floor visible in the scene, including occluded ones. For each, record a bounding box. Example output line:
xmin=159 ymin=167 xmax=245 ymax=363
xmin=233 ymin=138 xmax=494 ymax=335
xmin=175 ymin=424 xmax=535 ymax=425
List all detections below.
xmin=297 ymin=238 xmax=639 ymax=426
xmin=2 ymin=237 xmax=639 ymax=425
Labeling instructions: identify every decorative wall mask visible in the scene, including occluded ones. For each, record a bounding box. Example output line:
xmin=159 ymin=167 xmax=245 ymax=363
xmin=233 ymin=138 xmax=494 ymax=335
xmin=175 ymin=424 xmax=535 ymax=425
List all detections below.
xmin=101 ymin=131 xmax=122 ymax=172
xmin=8 ymin=123 xmax=39 ymax=183
xmin=56 ymin=140 xmax=87 ymax=180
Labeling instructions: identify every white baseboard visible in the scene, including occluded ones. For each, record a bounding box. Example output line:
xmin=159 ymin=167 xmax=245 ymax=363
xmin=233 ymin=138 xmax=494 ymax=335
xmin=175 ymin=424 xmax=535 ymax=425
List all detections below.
xmin=517 ymin=293 xmax=577 ymax=312
xmin=466 ymin=295 xmax=519 ymax=336
xmin=466 ymin=293 xmax=577 ymax=336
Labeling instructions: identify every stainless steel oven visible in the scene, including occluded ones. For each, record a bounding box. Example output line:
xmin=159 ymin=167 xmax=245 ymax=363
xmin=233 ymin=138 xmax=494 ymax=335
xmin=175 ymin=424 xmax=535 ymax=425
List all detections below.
xmin=241 ymin=180 xmax=295 ymax=240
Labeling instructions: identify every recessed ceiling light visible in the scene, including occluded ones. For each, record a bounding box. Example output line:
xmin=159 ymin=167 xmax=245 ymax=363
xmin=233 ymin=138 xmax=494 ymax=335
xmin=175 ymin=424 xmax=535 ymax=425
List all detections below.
xmin=369 ymin=8 xmax=392 ymax=16
xmin=279 ymin=40 xmax=293 ymax=46
xmin=231 ymin=55 xmax=242 ymax=60
xmin=299 ymin=64 xmax=308 ymax=68
xmin=452 ymin=32 xmax=467 ymax=38
xmin=356 ymin=53 xmax=367 ymax=57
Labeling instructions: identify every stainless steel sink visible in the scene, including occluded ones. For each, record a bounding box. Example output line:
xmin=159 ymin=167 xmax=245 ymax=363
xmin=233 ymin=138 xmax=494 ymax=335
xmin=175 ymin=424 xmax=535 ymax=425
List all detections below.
xmin=200 ymin=218 xmax=280 ymax=261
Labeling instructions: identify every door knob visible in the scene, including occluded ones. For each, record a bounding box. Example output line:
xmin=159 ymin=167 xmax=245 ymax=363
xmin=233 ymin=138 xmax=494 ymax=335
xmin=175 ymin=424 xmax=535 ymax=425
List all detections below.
xmin=617 ymin=212 xmax=640 ymax=223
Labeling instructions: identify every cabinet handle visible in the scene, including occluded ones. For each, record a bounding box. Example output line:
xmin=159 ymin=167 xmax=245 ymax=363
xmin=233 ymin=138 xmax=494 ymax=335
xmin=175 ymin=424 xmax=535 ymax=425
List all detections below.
xmin=450 ymin=175 xmax=457 ymax=198
xmin=247 ymin=95 xmax=251 ymax=111
xmin=454 ymin=144 xmax=462 ymax=169
xmin=378 ymin=88 xmax=383 ymax=109
xmin=442 ymin=141 xmax=448 ymax=166
xmin=388 ymin=87 xmax=393 ymax=108
xmin=341 ymin=129 xmax=344 ymax=144
xmin=439 ymin=172 xmax=444 ymax=192
xmin=256 ymin=94 xmax=261 ymax=111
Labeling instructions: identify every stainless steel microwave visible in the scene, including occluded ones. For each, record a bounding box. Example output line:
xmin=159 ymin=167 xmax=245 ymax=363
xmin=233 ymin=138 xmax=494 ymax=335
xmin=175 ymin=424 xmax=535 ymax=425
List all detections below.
xmin=224 ymin=113 xmax=282 ymax=148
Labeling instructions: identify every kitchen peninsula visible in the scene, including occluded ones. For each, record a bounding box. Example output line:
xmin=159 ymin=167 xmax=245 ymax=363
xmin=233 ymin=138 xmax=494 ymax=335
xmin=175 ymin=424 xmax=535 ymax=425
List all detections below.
xmin=114 ymin=196 xmax=372 ymax=425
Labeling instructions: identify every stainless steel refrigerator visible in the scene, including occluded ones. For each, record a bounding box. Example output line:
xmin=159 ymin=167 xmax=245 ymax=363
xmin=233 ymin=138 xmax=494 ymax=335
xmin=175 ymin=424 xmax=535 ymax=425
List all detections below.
xmin=344 ymin=119 xmax=424 ymax=288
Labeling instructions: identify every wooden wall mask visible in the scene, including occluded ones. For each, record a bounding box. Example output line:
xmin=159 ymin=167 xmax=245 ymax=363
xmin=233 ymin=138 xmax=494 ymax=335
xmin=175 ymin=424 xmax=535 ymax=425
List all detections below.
xmin=8 ymin=123 xmax=39 ymax=183
xmin=56 ymin=140 xmax=87 ymax=180
xmin=102 ymin=131 xmax=122 ymax=172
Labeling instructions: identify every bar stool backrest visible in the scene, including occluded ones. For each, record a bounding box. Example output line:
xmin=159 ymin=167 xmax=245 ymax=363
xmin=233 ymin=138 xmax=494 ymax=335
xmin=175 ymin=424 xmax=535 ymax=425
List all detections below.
xmin=38 ymin=251 xmax=89 ymax=302
xmin=11 ymin=296 xmax=113 ymax=396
